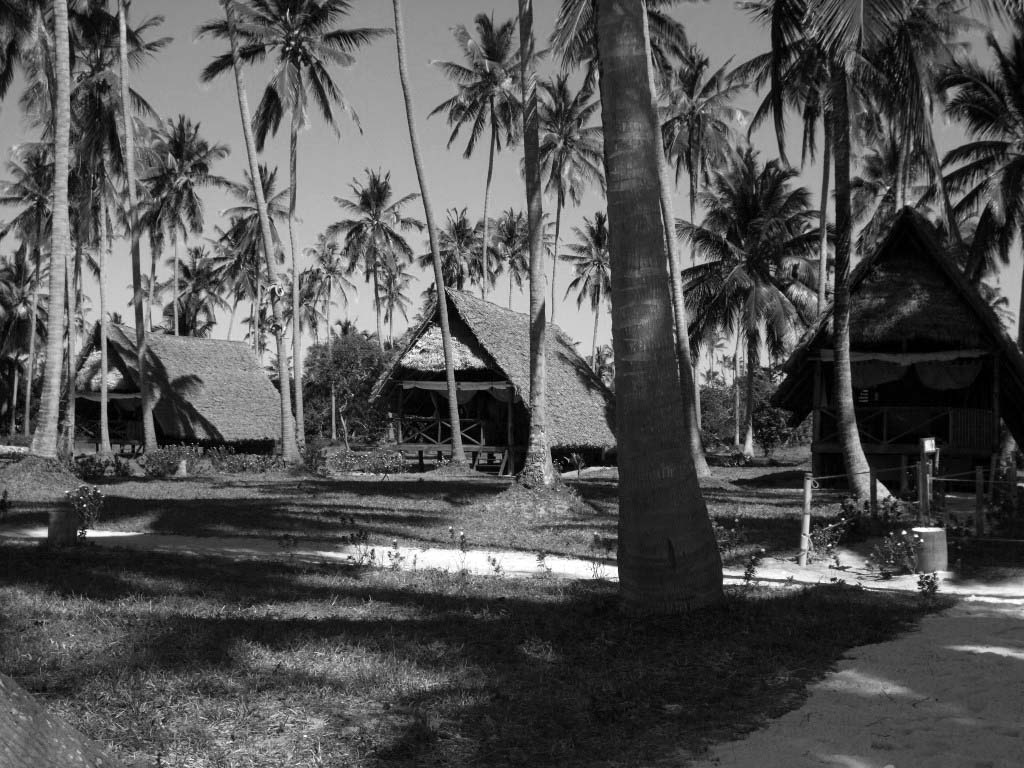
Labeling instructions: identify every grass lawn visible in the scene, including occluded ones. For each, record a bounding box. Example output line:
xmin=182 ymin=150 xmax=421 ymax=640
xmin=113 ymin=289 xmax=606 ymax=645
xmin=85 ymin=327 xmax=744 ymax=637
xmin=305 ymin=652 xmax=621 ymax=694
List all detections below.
xmin=0 ymin=540 xmax=943 ymax=768
xmin=2 ymin=445 xmax=846 ymax=566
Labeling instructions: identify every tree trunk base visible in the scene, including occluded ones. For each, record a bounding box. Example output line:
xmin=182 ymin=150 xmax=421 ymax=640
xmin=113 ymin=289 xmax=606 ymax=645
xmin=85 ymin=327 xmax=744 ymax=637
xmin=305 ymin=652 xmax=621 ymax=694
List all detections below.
xmin=48 ymin=507 xmax=78 ymax=547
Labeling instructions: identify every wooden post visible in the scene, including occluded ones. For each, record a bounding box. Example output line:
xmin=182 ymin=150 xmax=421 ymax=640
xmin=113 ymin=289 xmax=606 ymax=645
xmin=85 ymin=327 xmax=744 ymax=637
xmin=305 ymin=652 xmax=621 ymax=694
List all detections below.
xmin=799 ymin=472 xmax=812 ymax=567
xmin=869 ymin=466 xmax=878 ymax=518
xmin=1011 ymin=461 xmax=1018 ymax=516
xmin=975 ymin=465 xmax=985 ymax=536
xmin=989 ymin=452 xmax=998 ymax=501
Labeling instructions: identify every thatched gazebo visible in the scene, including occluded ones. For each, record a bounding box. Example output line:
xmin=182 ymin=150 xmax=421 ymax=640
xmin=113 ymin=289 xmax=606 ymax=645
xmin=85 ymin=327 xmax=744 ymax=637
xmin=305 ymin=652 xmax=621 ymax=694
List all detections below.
xmin=774 ymin=208 xmax=1024 ymax=482
xmin=372 ymin=290 xmax=615 ymax=473
xmin=75 ymin=324 xmax=283 ymax=452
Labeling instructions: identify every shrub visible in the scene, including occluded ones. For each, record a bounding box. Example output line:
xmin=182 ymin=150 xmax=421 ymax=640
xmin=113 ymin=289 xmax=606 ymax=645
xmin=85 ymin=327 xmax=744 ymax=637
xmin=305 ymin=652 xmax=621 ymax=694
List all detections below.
xmin=322 ymin=447 xmax=406 ymax=475
xmin=65 ymin=485 xmax=104 ymax=540
xmin=75 ymin=454 xmax=131 ymax=481
xmin=867 ymin=529 xmax=924 ymax=577
xmin=140 ymin=445 xmax=203 ymax=478
xmin=206 ymin=447 xmax=284 ymax=474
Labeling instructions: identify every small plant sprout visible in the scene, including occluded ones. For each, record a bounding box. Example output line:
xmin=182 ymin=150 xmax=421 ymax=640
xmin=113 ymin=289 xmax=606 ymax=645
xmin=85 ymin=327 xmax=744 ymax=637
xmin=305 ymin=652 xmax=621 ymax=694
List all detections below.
xmin=65 ymin=485 xmax=104 ymax=541
xmin=486 ymin=555 xmax=504 ymax=576
xmin=535 ymin=551 xmax=552 ymax=576
xmin=917 ymin=572 xmax=941 ymax=598
xmin=743 ymin=548 xmax=764 ymax=586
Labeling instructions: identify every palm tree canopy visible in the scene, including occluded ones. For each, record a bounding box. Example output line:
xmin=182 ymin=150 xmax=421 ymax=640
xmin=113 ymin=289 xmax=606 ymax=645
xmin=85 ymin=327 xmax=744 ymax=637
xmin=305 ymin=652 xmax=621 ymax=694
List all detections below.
xmin=678 ymin=147 xmax=824 ymax=354
xmin=161 ymin=245 xmax=231 ymax=336
xmin=538 ymin=72 xmax=605 ymax=206
xmin=416 ymin=206 xmax=478 ymax=292
xmin=563 ymin=210 xmax=611 ymax=311
xmin=492 ymin=207 xmax=528 ymax=290
xmin=197 ymin=0 xmax=390 ymax=149
xmin=430 ymin=12 xmax=523 ymax=158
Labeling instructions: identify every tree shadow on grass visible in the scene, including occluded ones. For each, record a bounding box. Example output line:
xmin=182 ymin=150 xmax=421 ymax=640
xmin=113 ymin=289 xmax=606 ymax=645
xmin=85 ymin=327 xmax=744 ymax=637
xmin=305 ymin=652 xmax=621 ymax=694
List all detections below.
xmin=0 ymin=542 xmax=940 ymax=768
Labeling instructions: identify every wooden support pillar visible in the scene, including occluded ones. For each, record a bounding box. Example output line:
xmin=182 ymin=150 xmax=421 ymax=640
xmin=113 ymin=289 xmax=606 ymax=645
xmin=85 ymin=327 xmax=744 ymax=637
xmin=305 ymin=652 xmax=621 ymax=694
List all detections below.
xmin=975 ymin=465 xmax=985 ymax=536
xmin=869 ymin=466 xmax=878 ymax=518
xmin=812 ymin=359 xmax=822 ymax=444
xmin=799 ymin=472 xmax=812 ymax=567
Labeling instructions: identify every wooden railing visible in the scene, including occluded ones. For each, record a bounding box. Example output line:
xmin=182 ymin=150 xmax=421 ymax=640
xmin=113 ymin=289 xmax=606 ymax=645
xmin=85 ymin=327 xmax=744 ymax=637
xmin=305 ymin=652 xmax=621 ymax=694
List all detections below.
xmin=817 ymin=406 xmax=995 ymax=450
xmin=397 ymin=416 xmax=484 ymax=447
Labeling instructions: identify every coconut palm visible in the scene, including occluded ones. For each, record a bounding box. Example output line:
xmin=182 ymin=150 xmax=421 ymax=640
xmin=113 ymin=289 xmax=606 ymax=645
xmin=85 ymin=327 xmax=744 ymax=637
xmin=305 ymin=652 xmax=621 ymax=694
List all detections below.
xmin=392 ymin=0 xmax=466 ymax=464
xmin=493 ymin=208 xmax=528 ymax=307
xmin=304 ymin=231 xmax=353 ymax=441
xmin=431 ymin=12 xmax=522 ymax=304
xmin=678 ymin=148 xmax=820 ymax=458
xmin=563 ymin=211 xmax=611 ymax=370
xmin=939 ymin=18 xmax=1024 ymax=343
xmin=160 ymin=245 xmax=230 ymax=336
xmin=327 ymin=169 xmax=422 ymax=351
xmin=378 ymin=259 xmax=413 ymax=347
xmin=593 ymin=0 xmax=723 ymax=612
xmin=661 ymin=45 xmax=745 ymax=266
xmin=198 ymin=0 xmax=388 ymax=449
xmin=202 ymin=0 xmax=299 ymax=463
xmin=416 ymin=207 xmax=476 ymax=294
xmin=538 ymin=72 xmax=604 ymax=322
xmin=0 ymin=246 xmax=47 ymax=435
xmin=0 ymin=143 xmax=51 ymax=436
xmin=141 ymin=115 xmax=230 ymax=336
xmin=29 ymin=0 xmax=69 ymax=458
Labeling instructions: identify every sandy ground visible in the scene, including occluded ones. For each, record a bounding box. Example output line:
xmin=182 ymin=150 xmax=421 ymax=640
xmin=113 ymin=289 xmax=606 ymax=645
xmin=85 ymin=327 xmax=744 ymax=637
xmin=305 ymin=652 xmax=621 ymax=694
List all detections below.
xmin=3 ymin=527 xmax=1023 ymax=767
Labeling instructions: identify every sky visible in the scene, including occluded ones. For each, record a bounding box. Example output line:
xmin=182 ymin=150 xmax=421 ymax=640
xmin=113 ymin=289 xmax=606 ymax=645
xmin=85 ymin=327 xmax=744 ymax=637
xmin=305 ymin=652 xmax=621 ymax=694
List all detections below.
xmin=0 ymin=0 xmax=1018 ymax=362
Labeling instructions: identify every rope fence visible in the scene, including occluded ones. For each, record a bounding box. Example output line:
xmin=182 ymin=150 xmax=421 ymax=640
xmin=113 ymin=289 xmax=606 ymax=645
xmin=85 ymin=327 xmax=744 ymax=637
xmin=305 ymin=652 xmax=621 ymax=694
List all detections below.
xmin=797 ymin=459 xmax=1023 ymax=567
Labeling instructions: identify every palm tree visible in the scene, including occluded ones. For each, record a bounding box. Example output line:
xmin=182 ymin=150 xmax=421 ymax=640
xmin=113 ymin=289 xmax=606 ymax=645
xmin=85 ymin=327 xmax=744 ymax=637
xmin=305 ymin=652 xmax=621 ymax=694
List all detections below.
xmin=392 ymin=0 xmax=466 ymax=465
xmin=202 ymin=0 xmax=299 ymax=463
xmin=939 ymin=18 xmax=1024 ymax=343
xmin=563 ymin=211 xmax=611 ymax=369
xmin=416 ymin=207 xmax=477 ymax=293
xmin=378 ymin=259 xmax=413 ymax=347
xmin=304 ymin=231 xmax=353 ymax=442
xmin=198 ymin=0 xmax=388 ymax=449
xmin=161 ymin=245 xmax=230 ymax=336
xmin=537 ymin=73 xmax=604 ymax=323
xmin=678 ymin=148 xmax=819 ymax=457
xmin=493 ymin=208 xmax=528 ymax=307
xmin=0 ymin=246 xmax=47 ymax=435
xmin=30 ymin=0 xmax=70 ymax=458
xmin=518 ymin=0 xmax=555 ymax=487
xmin=0 ymin=143 xmax=51 ymax=436
xmin=327 ymin=169 xmax=422 ymax=351
xmin=141 ymin=115 xmax=230 ymax=336
xmin=593 ymin=0 xmax=722 ymax=613
xmin=431 ymin=12 xmax=522 ymax=304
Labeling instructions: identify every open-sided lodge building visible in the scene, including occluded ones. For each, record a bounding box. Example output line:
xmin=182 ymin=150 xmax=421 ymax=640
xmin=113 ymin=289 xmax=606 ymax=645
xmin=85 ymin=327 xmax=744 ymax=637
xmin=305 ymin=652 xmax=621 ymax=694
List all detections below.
xmin=774 ymin=208 xmax=1024 ymax=486
xmin=371 ymin=290 xmax=615 ymax=473
xmin=74 ymin=324 xmax=283 ymax=451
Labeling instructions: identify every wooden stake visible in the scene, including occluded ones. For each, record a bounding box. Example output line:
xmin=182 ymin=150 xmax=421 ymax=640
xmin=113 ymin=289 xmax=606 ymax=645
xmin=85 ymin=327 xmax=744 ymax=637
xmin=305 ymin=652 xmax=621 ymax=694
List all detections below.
xmin=799 ymin=472 xmax=812 ymax=567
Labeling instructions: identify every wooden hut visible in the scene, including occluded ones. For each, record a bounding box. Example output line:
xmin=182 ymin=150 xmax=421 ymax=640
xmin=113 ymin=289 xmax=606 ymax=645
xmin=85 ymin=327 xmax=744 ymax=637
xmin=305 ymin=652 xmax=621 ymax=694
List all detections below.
xmin=74 ymin=324 xmax=283 ymax=451
xmin=372 ymin=290 xmax=615 ymax=473
xmin=774 ymin=208 xmax=1024 ymax=483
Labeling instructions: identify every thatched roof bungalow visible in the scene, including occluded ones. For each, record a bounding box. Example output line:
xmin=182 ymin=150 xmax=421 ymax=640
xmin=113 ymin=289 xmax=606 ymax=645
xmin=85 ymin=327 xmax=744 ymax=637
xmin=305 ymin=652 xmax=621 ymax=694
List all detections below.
xmin=75 ymin=324 xmax=283 ymax=450
xmin=774 ymin=207 xmax=1024 ymax=483
xmin=372 ymin=290 xmax=615 ymax=473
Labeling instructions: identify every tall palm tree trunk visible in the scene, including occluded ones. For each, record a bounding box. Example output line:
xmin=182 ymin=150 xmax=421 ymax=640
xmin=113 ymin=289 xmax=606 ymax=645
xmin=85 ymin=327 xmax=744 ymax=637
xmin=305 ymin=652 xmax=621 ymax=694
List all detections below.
xmin=550 ymin=195 xmax=562 ymax=322
xmin=98 ymin=167 xmax=112 ymax=456
xmin=480 ymin=119 xmax=497 ymax=302
xmin=287 ymin=110 xmax=305 ymax=449
xmin=62 ymin=243 xmax=78 ymax=455
xmin=393 ymin=0 xmax=465 ymax=464
xmin=831 ymin=67 xmax=872 ymax=498
xmin=119 ymin=0 xmax=156 ymax=451
xmin=818 ymin=112 xmax=832 ymax=314
xmin=372 ymin=267 xmax=384 ymax=351
xmin=654 ymin=65 xmax=710 ymax=477
xmin=325 ymin=280 xmax=338 ymax=442
xmin=226 ymin=297 xmax=237 ymax=340
xmin=519 ymin=0 xmax=555 ymax=486
xmin=222 ymin=0 xmax=298 ymax=463
xmin=590 ymin=282 xmax=601 ymax=371
xmin=30 ymin=0 xmax=70 ymax=459
xmin=687 ymin=176 xmax=703 ymax=432
xmin=743 ymin=324 xmax=756 ymax=458
xmin=149 ymin=246 xmax=157 ymax=330
xmin=596 ymin=0 xmax=722 ymax=612
xmin=172 ymin=236 xmax=179 ymax=334
xmin=9 ymin=368 xmax=18 ymax=434
xmin=22 ymin=235 xmax=40 ymax=436
xmin=733 ymin=336 xmax=741 ymax=448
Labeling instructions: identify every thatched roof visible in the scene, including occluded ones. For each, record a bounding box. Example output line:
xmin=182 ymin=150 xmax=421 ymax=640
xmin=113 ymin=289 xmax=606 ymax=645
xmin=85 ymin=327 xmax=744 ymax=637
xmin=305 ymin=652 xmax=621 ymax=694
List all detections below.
xmin=76 ymin=324 xmax=283 ymax=443
xmin=374 ymin=290 xmax=615 ymax=449
xmin=774 ymin=208 xmax=1024 ymax=441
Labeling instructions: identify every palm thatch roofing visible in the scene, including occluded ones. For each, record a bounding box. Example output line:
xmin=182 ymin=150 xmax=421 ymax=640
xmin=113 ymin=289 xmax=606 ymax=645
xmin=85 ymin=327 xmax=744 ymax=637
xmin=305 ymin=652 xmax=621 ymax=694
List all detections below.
xmin=373 ymin=289 xmax=615 ymax=449
xmin=76 ymin=323 xmax=283 ymax=443
xmin=774 ymin=208 xmax=1024 ymax=439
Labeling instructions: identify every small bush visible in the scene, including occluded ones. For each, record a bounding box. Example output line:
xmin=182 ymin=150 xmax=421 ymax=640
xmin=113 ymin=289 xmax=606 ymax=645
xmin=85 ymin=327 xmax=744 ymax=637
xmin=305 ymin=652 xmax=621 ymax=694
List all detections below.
xmin=206 ymin=447 xmax=284 ymax=474
xmin=868 ymin=529 xmax=923 ymax=576
xmin=140 ymin=445 xmax=204 ymax=478
xmin=322 ymin=447 xmax=406 ymax=475
xmin=75 ymin=454 xmax=131 ymax=481
xmin=65 ymin=485 xmax=104 ymax=540
xmin=712 ymin=518 xmax=745 ymax=557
